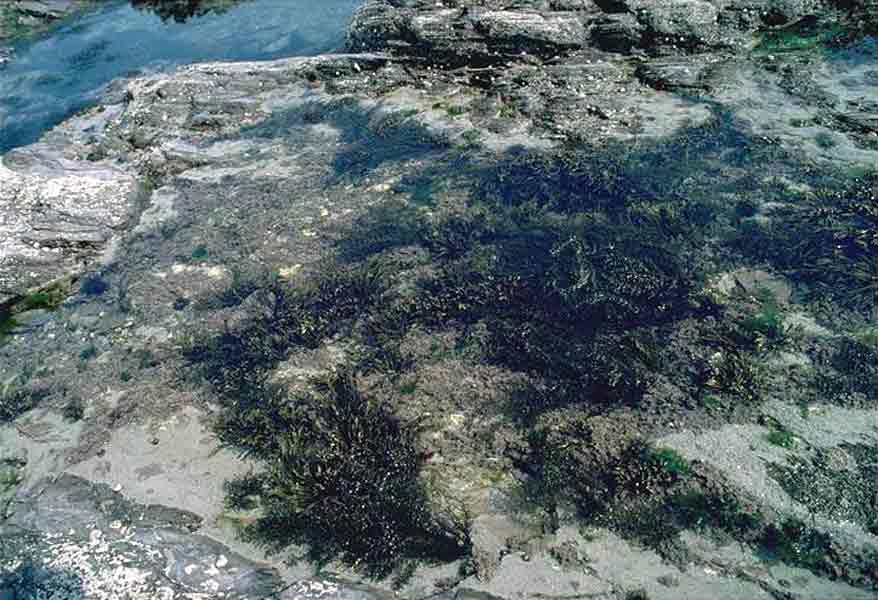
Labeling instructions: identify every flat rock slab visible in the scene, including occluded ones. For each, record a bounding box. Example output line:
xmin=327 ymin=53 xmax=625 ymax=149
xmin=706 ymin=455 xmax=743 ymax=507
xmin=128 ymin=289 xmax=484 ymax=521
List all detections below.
xmin=67 ymin=406 xmax=254 ymax=543
xmin=0 ymin=143 xmax=138 ymax=304
xmin=1 ymin=473 xmax=282 ymax=599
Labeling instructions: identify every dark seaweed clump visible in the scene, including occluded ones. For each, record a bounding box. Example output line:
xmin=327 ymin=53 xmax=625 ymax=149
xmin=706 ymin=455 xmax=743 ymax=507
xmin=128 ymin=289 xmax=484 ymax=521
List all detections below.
xmin=333 ymin=149 xmax=732 ymax=413
xmin=130 ymin=0 xmax=247 ymax=23
xmin=0 ymin=388 xmax=50 ymax=424
xmin=739 ymin=173 xmax=878 ymax=310
xmin=221 ymin=374 xmax=467 ymax=578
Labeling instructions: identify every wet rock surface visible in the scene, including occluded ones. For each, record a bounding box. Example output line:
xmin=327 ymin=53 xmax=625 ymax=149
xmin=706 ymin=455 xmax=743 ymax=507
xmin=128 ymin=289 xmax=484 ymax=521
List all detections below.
xmin=1 ymin=473 xmax=282 ymax=599
xmin=0 ymin=0 xmax=90 ymax=43
xmin=1 ymin=1 xmax=878 ymax=599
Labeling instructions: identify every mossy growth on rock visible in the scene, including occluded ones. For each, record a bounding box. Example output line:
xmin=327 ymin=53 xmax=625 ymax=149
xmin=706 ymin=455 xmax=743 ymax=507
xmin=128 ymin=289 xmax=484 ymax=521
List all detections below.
xmin=738 ymin=290 xmax=786 ymax=346
xmin=766 ymin=427 xmax=797 ymax=449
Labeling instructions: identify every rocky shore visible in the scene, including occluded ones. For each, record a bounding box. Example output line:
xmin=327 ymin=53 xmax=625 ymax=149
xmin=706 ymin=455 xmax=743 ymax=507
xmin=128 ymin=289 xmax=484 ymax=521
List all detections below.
xmin=0 ymin=0 xmax=91 ymax=44
xmin=2 ymin=1 xmax=878 ymax=599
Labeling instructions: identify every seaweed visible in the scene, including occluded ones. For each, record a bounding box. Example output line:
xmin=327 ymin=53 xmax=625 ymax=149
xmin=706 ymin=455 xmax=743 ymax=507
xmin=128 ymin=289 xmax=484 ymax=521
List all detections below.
xmin=61 ymin=397 xmax=85 ymax=422
xmin=183 ymin=138 xmax=788 ymax=577
xmin=130 ymin=0 xmax=248 ymax=23
xmin=220 ymin=373 xmax=469 ymax=578
xmin=739 ymin=173 xmax=878 ymax=310
xmin=830 ymin=338 xmax=878 ymax=398
xmin=754 ymin=16 xmax=849 ymax=55
xmin=80 ymin=274 xmax=109 ymax=296
xmin=0 ymin=388 xmax=50 ymax=424
xmin=769 ymin=446 xmax=878 ymax=535
xmin=761 ymin=518 xmax=834 ymax=571
xmin=766 ymin=428 xmax=797 ymax=449
xmin=648 ymin=447 xmax=691 ymax=477
xmin=700 ymin=344 xmax=761 ymax=403
xmin=0 ymin=312 xmax=17 ymax=345
xmin=223 ymin=473 xmax=263 ymax=511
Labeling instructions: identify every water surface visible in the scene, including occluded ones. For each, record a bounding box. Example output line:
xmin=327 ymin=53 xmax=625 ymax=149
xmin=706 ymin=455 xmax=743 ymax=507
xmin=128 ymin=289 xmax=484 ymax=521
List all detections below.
xmin=0 ymin=0 xmax=361 ymax=152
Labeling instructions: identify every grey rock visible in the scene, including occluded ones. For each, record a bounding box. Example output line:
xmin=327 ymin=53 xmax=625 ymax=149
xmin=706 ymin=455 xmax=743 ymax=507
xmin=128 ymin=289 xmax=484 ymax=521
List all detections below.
xmin=470 ymin=517 xmax=507 ymax=582
xmin=0 ymin=141 xmax=140 ymax=304
xmin=15 ymin=1 xmax=76 ymax=20
xmin=5 ymin=309 xmax=53 ymax=333
xmin=635 ymin=54 xmax=719 ymax=90
xmin=469 ymin=514 xmax=538 ymax=582
xmin=590 ymin=14 xmax=644 ymax=52
xmin=629 ymin=0 xmax=721 ymax=48
xmin=2 ymin=474 xmax=282 ymax=598
xmin=346 ymin=2 xmax=408 ymax=53
xmin=348 ymin=2 xmax=593 ymax=64
xmin=474 ymin=10 xmax=586 ymax=52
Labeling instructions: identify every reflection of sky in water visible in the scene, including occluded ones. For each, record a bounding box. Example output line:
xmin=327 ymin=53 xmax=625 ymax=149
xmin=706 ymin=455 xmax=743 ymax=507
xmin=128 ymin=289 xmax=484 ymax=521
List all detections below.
xmin=0 ymin=0 xmax=361 ymax=152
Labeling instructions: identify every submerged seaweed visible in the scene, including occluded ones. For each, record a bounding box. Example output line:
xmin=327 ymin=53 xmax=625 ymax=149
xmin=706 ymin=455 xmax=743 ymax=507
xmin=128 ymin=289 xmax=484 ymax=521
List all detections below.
xmin=739 ymin=172 xmax=878 ymax=310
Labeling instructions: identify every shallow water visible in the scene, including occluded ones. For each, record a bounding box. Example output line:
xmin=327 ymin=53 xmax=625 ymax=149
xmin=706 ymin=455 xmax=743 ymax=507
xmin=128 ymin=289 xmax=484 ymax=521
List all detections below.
xmin=0 ymin=0 xmax=361 ymax=153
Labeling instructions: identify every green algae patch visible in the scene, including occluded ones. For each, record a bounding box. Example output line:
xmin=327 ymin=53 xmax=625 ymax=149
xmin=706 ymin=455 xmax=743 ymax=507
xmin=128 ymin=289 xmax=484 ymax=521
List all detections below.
xmin=0 ymin=279 xmax=71 ymax=344
xmin=0 ymin=313 xmax=17 ymax=346
xmin=649 ymin=447 xmax=691 ymax=476
xmin=739 ymin=290 xmax=785 ymax=344
xmin=754 ymin=18 xmax=848 ymax=55
xmin=766 ymin=428 xmax=797 ymax=449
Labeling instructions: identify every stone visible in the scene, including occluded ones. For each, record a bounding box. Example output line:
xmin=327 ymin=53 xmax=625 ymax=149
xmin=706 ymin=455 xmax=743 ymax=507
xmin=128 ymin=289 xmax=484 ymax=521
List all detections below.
xmin=0 ymin=143 xmax=140 ymax=304
xmin=2 ymin=474 xmax=281 ymax=598
xmin=629 ymin=0 xmax=721 ymax=48
xmin=590 ymin=14 xmax=644 ymax=52
xmin=635 ymin=55 xmax=718 ymax=90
